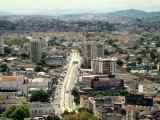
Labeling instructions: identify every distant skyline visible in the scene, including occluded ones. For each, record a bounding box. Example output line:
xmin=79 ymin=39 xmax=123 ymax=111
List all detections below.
xmin=0 ymin=0 xmax=160 ymax=15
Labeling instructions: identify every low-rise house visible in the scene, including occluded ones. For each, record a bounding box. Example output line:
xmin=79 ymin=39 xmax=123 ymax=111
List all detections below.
xmin=27 ymin=102 xmax=54 ymax=116
xmin=130 ymin=66 xmax=152 ymax=76
xmin=45 ymin=56 xmax=64 ymax=66
xmin=28 ymin=76 xmax=51 ymax=93
xmin=138 ymin=81 xmax=159 ymax=93
xmin=126 ymin=93 xmax=154 ymax=106
xmin=88 ymin=96 xmax=125 ymax=114
xmin=0 ymin=92 xmax=26 ymax=112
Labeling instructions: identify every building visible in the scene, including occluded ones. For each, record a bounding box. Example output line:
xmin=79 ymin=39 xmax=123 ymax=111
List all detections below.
xmin=138 ymin=81 xmax=159 ymax=93
xmin=0 ymin=76 xmax=28 ymax=97
xmin=0 ymin=92 xmax=26 ymax=112
xmin=88 ymin=96 xmax=125 ymax=114
xmin=28 ymin=76 xmax=51 ymax=93
xmin=81 ymin=42 xmax=104 ymax=68
xmin=88 ymin=96 xmax=133 ymax=120
xmin=30 ymin=39 xmax=42 ymax=63
xmin=82 ymin=75 xmax=124 ymax=90
xmin=126 ymin=93 xmax=153 ymax=106
xmin=0 ymin=38 xmax=4 ymax=54
xmin=27 ymin=102 xmax=54 ymax=116
xmin=45 ymin=56 xmax=64 ymax=66
xmin=130 ymin=66 xmax=152 ymax=76
xmin=91 ymin=58 xmax=116 ymax=75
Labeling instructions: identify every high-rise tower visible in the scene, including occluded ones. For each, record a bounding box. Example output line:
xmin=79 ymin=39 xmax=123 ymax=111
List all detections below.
xmin=0 ymin=38 xmax=4 ymax=54
xmin=30 ymin=39 xmax=42 ymax=63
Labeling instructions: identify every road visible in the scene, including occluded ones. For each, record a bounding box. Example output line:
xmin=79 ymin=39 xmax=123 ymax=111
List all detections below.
xmin=53 ymin=49 xmax=81 ymax=116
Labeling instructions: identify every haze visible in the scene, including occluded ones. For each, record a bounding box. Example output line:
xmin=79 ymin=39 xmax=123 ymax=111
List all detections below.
xmin=0 ymin=0 xmax=160 ymax=14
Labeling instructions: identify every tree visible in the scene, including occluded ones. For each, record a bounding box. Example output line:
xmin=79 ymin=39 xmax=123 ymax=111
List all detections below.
xmin=136 ymin=57 xmax=142 ymax=64
xmin=20 ymin=53 xmax=29 ymax=60
xmin=107 ymin=39 xmax=114 ymax=45
xmin=34 ymin=65 xmax=44 ymax=72
xmin=116 ymin=59 xmax=123 ymax=66
xmin=47 ymin=115 xmax=60 ymax=120
xmin=71 ymin=87 xmax=78 ymax=96
xmin=0 ymin=64 xmax=8 ymax=72
xmin=104 ymin=49 xmax=109 ymax=55
xmin=3 ymin=105 xmax=30 ymax=120
xmin=30 ymin=89 xmax=49 ymax=102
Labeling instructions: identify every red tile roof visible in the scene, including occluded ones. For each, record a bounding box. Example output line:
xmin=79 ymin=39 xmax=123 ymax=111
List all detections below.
xmin=123 ymin=106 xmax=133 ymax=112
xmin=0 ymin=76 xmax=25 ymax=82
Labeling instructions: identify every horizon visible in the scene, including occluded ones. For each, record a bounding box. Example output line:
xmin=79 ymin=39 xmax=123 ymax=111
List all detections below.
xmin=0 ymin=0 xmax=160 ymax=15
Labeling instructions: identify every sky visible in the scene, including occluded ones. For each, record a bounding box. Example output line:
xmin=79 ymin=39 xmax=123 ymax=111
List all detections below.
xmin=0 ymin=0 xmax=160 ymax=14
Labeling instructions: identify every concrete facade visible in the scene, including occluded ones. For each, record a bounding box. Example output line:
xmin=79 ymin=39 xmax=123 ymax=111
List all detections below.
xmin=30 ymin=39 xmax=42 ymax=63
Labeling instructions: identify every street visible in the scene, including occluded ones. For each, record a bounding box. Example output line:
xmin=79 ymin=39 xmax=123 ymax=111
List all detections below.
xmin=53 ymin=49 xmax=81 ymax=116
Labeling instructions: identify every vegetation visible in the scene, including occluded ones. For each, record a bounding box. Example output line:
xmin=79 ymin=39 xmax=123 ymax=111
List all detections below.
xmin=4 ymin=39 xmax=29 ymax=46
xmin=116 ymin=59 xmax=124 ymax=66
xmin=3 ymin=105 xmax=30 ymax=120
xmin=0 ymin=64 xmax=8 ymax=73
xmin=34 ymin=65 xmax=45 ymax=72
xmin=91 ymin=90 xmax=131 ymax=97
xmin=30 ymin=89 xmax=49 ymax=102
xmin=62 ymin=108 xmax=98 ymax=120
xmin=71 ymin=87 xmax=80 ymax=105
xmin=46 ymin=115 xmax=60 ymax=120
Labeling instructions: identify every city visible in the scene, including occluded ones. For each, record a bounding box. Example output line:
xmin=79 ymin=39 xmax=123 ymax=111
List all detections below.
xmin=0 ymin=0 xmax=160 ymax=120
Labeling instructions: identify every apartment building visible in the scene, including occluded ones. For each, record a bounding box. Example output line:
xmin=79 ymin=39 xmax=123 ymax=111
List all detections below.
xmin=30 ymin=39 xmax=42 ymax=63
xmin=91 ymin=58 xmax=116 ymax=75
xmin=0 ymin=38 xmax=4 ymax=54
xmin=81 ymin=42 xmax=104 ymax=68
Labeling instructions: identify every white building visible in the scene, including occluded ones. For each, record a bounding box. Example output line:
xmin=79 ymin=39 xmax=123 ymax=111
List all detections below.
xmin=138 ymin=82 xmax=159 ymax=93
xmin=0 ymin=38 xmax=4 ymax=53
xmin=91 ymin=58 xmax=116 ymax=75
xmin=30 ymin=39 xmax=42 ymax=63
xmin=0 ymin=76 xmax=28 ymax=97
xmin=27 ymin=102 xmax=54 ymax=116
xmin=28 ymin=77 xmax=51 ymax=92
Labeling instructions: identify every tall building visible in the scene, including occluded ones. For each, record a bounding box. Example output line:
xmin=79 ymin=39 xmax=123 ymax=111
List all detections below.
xmin=0 ymin=38 xmax=4 ymax=54
xmin=91 ymin=58 xmax=116 ymax=75
xmin=81 ymin=42 xmax=104 ymax=68
xmin=30 ymin=39 xmax=42 ymax=63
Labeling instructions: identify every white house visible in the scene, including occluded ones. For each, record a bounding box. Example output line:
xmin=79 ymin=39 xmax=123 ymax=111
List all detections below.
xmin=27 ymin=102 xmax=54 ymax=116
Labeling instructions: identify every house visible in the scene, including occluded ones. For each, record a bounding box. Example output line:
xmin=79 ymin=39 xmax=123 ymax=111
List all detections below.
xmin=130 ymin=66 xmax=152 ymax=76
xmin=0 ymin=92 xmax=26 ymax=112
xmin=27 ymin=102 xmax=54 ymax=116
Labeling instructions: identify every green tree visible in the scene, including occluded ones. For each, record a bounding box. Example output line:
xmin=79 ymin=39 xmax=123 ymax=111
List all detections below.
xmin=104 ymin=49 xmax=109 ymax=55
xmin=107 ymin=39 xmax=114 ymax=45
xmin=0 ymin=64 xmax=8 ymax=72
xmin=47 ymin=115 xmax=60 ymax=120
xmin=136 ymin=57 xmax=142 ymax=64
xmin=19 ymin=67 xmax=25 ymax=71
xmin=2 ymin=106 xmax=16 ymax=118
xmin=71 ymin=87 xmax=78 ymax=96
xmin=20 ymin=53 xmax=29 ymax=60
xmin=3 ymin=105 xmax=30 ymax=120
xmin=34 ymin=65 xmax=43 ymax=72
xmin=116 ymin=59 xmax=123 ymax=66
xmin=30 ymin=89 xmax=49 ymax=102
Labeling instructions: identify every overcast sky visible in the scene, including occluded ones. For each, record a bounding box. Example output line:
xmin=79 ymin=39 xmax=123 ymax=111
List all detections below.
xmin=0 ymin=0 xmax=160 ymax=13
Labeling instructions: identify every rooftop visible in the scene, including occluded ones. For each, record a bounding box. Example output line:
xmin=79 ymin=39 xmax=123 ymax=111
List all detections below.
xmin=0 ymin=76 xmax=25 ymax=82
